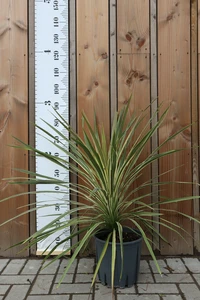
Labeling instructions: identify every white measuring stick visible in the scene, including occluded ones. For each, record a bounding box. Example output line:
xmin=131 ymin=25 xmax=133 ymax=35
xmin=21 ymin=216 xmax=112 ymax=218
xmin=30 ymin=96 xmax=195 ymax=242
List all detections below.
xmin=35 ymin=0 xmax=70 ymax=255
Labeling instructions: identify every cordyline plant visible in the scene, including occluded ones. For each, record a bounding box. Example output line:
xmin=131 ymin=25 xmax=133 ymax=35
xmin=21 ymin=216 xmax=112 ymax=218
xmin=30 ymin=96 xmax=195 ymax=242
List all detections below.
xmin=1 ymin=100 xmax=200 ymax=288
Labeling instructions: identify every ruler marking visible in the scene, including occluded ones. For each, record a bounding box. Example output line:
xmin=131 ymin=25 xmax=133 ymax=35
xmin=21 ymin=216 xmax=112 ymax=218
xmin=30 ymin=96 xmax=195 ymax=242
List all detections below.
xmin=35 ymin=0 xmax=70 ymax=255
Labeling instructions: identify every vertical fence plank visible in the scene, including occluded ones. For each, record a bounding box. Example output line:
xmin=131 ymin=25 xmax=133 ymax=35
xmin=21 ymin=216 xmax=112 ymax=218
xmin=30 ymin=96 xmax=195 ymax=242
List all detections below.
xmin=197 ymin=0 xmax=200 ymax=253
xmin=197 ymin=0 xmax=200 ymax=252
xmin=150 ymin=0 xmax=159 ymax=250
xmin=77 ymin=0 xmax=110 ymax=136
xmin=192 ymin=0 xmax=200 ymax=253
xmin=117 ymin=0 xmax=151 ymax=254
xmin=158 ymin=0 xmax=192 ymax=255
xmin=110 ymin=0 xmax=117 ymax=123
xmin=0 ymin=0 xmax=29 ymax=256
xmin=117 ymin=0 xmax=149 ymax=54
xmin=77 ymin=0 xmax=109 ymax=253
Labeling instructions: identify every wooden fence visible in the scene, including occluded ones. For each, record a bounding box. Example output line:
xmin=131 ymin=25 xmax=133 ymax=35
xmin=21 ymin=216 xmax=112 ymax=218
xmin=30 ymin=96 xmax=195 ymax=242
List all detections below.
xmin=0 ymin=0 xmax=200 ymax=257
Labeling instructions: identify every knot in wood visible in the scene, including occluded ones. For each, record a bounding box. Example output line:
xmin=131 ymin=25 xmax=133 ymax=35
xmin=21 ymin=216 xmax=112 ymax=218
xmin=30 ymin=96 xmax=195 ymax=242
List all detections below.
xmin=101 ymin=52 xmax=107 ymax=59
xmin=85 ymin=89 xmax=91 ymax=96
xmin=139 ymin=74 xmax=148 ymax=81
xmin=126 ymin=79 xmax=131 ymax=86
xmin=136 ymin=37 xmax=146 ymax=49
xmin=166 ymin=12 xmax=174 ymax=21
xmin=133 ymin=70 xmax=139 ymax=78
xmin=125 ymin=32 xmax=132 ymax=42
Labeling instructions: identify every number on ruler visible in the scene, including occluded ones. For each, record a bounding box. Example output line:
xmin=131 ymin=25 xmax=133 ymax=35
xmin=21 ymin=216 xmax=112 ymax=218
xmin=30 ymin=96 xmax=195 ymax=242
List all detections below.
xmin=45 ymin=152 xmax=52 ymax=155
xmin=54 ymin=101 xmax=59 ymax=110
xmin=44 ymin=100 xmax=51 ymax=105
xmin=54 ymin=84 xmax=59 ymax=94
xmin=56 ymin=237 xmax=61 ymax=244
xmin=54 ymin=118 xmax=59 ymax=127
xmin=54 ymin=17 xmax=59 ymax=27
xmin=55 ymin=204 xmax=60 ymax=211
xmin=54 ymin=34 xmax=59 ymax=44
xmin=54 ymin=68 xmax=59 ymax=77
xmin=53 ymin=0 xmax=59 ymax=10
xmin=54 ymin=169 xmax=60 ymax=177
xmin=54 ymin=136 xmax=59 ymax=143
xmin=54 ymin=50 xmax=59 ymax=61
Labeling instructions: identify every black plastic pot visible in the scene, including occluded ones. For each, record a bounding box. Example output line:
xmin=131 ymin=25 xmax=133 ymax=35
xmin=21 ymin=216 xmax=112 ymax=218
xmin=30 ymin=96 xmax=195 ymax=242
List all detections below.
xmin=95 ymin=228 xmax=143 ymax=288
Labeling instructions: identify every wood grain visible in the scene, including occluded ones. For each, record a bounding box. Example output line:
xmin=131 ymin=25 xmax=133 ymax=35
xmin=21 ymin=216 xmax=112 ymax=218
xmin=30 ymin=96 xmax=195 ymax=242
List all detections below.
xmin=191 ymin=0 xmax=200 ymax=253
xmin=117 ymin=0 xmax=151 ymax=254
xmin=110 ymin=0 xmax=117 ymax=124
xmin=118 ymin=54 xmax=151 ymax=255
xmin=158 ymin=0 xmax=192 ymax=255
xmin=77 ymin=0 xmax=110 ymax=137
xmin=197 ymin=0 xmax=200 ymax=252
xmin=117 ymin=0 xmax=149 ymax=54
xmin=0 ymin=0 xmax=29 ymax=256
xmin=77 ymin=0 xmax=109 ymax=254
xmin=150 ymin=0 xmax=159 ymax=250
xmin=198 ymin=0 xmax=200 ymax=52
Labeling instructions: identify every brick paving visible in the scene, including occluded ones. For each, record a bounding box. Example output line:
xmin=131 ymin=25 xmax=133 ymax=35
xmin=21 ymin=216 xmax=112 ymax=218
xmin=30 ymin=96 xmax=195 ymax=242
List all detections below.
xmin=0 ymin=257 xmax=199 ymax=299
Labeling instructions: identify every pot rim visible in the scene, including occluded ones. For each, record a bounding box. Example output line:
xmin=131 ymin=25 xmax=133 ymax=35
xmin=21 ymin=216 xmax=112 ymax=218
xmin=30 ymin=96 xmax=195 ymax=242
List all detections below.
xmin=95 ymin=227 xmax=143 ymax=245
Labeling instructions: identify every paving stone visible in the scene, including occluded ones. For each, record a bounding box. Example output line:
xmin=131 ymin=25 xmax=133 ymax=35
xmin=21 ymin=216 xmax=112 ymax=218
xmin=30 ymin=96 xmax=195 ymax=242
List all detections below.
xmin=154 ymin=273 xmax=193 ymax=283
xmin=95 ymin=276 xmax=101 ymax=283
xmin=117 ymin=295 xmax=160 ymax=300
xmin=21 ymin=260 xmax=42 ymax=274
xmin=0 ymin=259 xmax=9 ymax=273
xmin=140 ymin=260 xmax=151 ymax=273
xmin=5 ymin=285 xmax=29 ymax=300
xmin=72 ymin=296 xmax=92 ymax=300
xmin=77 ymin=258 xmax=94 ymax=274
xmin=31 ymin=275 xmax=55 ymax=294
xmin=137 ymin=283 xmax=178 ymax=294
xmin=40 ymin=260 xmax=60 ymax=274
xmin=52 ymin=283 xmax=92 ymax=294
xmin=55 ymin=273 xmax=73 ymax=284
xmin=149 ymin=259 xmax=170 ymax=274
xmin=75 ymin=274 xmax=93 ymax=283
xmin=193 ymin=274 xmax=200 ymax=285
xmin=0 ymin=275 xmax=35 ymax=284
xmin=27 ymin=296 xmax=70 ymax=300
xmin=162 ymin=296 xmax=182 ymax=300
xmin=166 ymin=258 xmax=187 ymax=273
xmin=0 ymin=285 xmax=10 ymax=295
xmin=95 ymin=284 xmax=113 ymax=300
xmin=179 ymin=283 xmax=200 ymax=300
xmin=3 ymin=259 xmax=26 ymax=275
xmin=182 ymin=258 xmax=200 ymax=273
xmin=1 ymin=257 xmax=200 ymax=300
xmin=137 ymin=273 xmax=154 ymax=283
xmin=117 ymin=285 xmax=136 ymax=294
xmin=58 ymin=259 xmax=77 ymax=274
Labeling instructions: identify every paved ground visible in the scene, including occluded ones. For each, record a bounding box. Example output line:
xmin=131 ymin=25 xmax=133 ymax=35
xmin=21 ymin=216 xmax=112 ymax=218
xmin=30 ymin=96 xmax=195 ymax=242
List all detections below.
xmin=0 ymin=257 xmax=200 ymax=299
